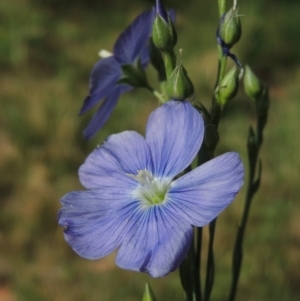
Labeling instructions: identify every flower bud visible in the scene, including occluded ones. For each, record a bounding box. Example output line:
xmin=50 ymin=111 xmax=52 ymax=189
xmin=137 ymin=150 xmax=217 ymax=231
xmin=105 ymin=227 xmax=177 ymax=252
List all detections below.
xmin=219 ymin=8 xmax=241 ymax=49
xmin=166 ymin=64 xmax=194 ymax=101
xmin=216 ymin=66 xmax=239 ymax=105
xmin=152 ymin=0 xmax=177 ymax=52
xmin=243 ymin=65 xmax=263 ymax=100
xmin=142 ymin=283 xmax=156 ymax=301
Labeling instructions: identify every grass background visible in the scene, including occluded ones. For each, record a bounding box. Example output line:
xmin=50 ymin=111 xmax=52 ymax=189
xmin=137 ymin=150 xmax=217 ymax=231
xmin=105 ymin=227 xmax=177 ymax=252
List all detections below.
xmin=0 ymin=0 xmax=300 ymax=300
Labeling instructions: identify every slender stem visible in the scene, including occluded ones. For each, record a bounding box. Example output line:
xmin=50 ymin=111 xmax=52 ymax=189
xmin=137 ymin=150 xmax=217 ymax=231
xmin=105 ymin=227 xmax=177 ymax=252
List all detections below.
xmin=218 ymin=0 xmax=227 ymax=17
xmin=180 ymin=166 xmax=201 ymax=301
xmin=187 ymin=238 xmax=201 ymax=301
xmin=196 ymin=227 xmax=203 ymax=301
xmin=144 ymin=84 xmax=167 ymax=104
xmin=163 ymin=51 xmax=176 ymax=79
xmin=159 ymin=81 xmax=167 ymax=99
xmin=228 ymin=178 xmax=255 ymax=300
xmin=217 ymin=54 xmax=228 ymax=85
xmin=153 ymin=89 xmax=167 ymax=103
xmin=228 ymin=150 xmax=258 ymax=301
xmin=228 ymin=91 xmax=268 ymax=300
xmin=204 ymin=219 xmax=217 ymax=301
xmin=188 ymin=2 xmax=228 ymax=300
xmin=204 ymin=47 xmax=228 ymax=301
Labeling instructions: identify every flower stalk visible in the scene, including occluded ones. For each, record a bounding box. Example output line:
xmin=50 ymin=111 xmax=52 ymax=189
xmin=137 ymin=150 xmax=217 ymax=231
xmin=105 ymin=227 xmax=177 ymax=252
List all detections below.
xmin=202 ymin=1 xmax=244 ymax=300
xmin=228 ymin=80 xmax=269 ymax=301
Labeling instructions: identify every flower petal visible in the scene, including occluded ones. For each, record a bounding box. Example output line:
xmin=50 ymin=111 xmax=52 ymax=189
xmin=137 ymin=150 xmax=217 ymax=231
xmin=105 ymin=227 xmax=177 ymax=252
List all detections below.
xmin=116 ymin=205 xmax=193 ymax=277
xmin=113 ymin=9 xmax=155 ymax=65
xmin=79 ymin=130 xmax=151 ymax=189
xmin=79 ymin=56 xmax=122 ymax=115
xmin=58 ymin=189 xmax=138 ymax=260
xmin=167 ymin=152 xmax=244 ymax=227
xmin=146 ymin=100 xmax=204 ymax=178
xmin=83 ymin=85 xmax=130 ymax=139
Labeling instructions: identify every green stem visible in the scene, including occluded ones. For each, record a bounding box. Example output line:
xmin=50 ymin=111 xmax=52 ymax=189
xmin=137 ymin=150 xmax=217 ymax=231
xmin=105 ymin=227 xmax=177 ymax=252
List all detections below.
xmin=218 ymin=0 xmax=227 ymax=17
xmin=153 ymin=89 xmax=167 ymax=103
xmin=228 ymin=91 xmax=268 ymax=300
xmin=217 ymin=54 xmax=228 ymax=85
xmin=187 ymin=239 xmax=201 ymax=301
xmin=144 ymin=84 xmax=167 ymax=104
xmin=193 ymin=2 xmax=229 ymax=301
xmin=204 ymin=219 xmax=217 ymax=301
xmin=228 ymin=148 xmax=259 ymax=301
xmin=196 ymin=227 xmax=203 ymax=301
xmin=163 ymin=51 xmax=176 ymax=79
xmin=203 ymin=55 xmax=227 ymax=301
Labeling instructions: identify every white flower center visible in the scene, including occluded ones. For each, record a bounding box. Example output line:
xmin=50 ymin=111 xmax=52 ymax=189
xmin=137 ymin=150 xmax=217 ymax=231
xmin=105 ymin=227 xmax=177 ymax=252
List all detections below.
xmin=127 ymin=169 xmax=170 ymax=206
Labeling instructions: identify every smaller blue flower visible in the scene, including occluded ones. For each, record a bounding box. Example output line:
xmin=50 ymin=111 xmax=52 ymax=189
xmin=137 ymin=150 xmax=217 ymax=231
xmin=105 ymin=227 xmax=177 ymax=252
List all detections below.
xmin=80 ymin=9 xmax=155 ymax=139
xmin=59 ymin=100 xmax=244 ymax=277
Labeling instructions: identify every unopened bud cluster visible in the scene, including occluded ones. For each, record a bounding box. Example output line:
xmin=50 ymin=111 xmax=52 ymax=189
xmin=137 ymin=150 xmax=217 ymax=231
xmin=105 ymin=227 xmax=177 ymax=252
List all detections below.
xmin=152 ymin=0 xmax=194 ymax=102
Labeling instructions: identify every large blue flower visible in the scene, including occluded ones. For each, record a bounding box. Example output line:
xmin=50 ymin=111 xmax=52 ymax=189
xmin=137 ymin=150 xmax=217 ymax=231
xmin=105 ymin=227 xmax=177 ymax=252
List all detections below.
xmin=59 ymin=100 xmax=244 ymax=277
xmin=80 ymin=9 xmax=155 ymax=139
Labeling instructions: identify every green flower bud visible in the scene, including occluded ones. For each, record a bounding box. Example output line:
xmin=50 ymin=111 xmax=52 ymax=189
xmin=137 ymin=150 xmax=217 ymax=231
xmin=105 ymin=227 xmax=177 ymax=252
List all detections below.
xmin=216 ymin=66 xmax=239 ymax=105
xmin=166 ymin=64 xmax=194 ymax=101
xmin=219 ymin=8 xmax=241 ymax=49
xmin=118 ymin=60 xmax=149 ymax=88
xmin=152 ymin=15 xmax=177 ymax=52
xmin=243 ymin=65 xmax=263 ymax=100
xmin=142 ymin=283 xmax=156 ymax=301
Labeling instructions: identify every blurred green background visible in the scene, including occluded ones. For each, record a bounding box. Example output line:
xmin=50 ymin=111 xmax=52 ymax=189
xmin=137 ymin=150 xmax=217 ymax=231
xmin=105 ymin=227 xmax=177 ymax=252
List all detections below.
xmin=0 ymin=0 xmax=300 ymax=300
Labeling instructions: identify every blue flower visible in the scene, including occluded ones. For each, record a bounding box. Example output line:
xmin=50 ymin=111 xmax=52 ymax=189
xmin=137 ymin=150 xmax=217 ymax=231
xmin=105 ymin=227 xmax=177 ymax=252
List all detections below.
xmin=59 ymin=100 xmax=244 ymax=277
xmin=80 ymin=9 xmax=155 ymax=139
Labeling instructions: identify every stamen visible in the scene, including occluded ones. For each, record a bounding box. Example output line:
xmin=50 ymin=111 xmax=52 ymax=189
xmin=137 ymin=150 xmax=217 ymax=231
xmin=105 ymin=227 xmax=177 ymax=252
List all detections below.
xmin=127 ymin=170 xmax=170 ymax=206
